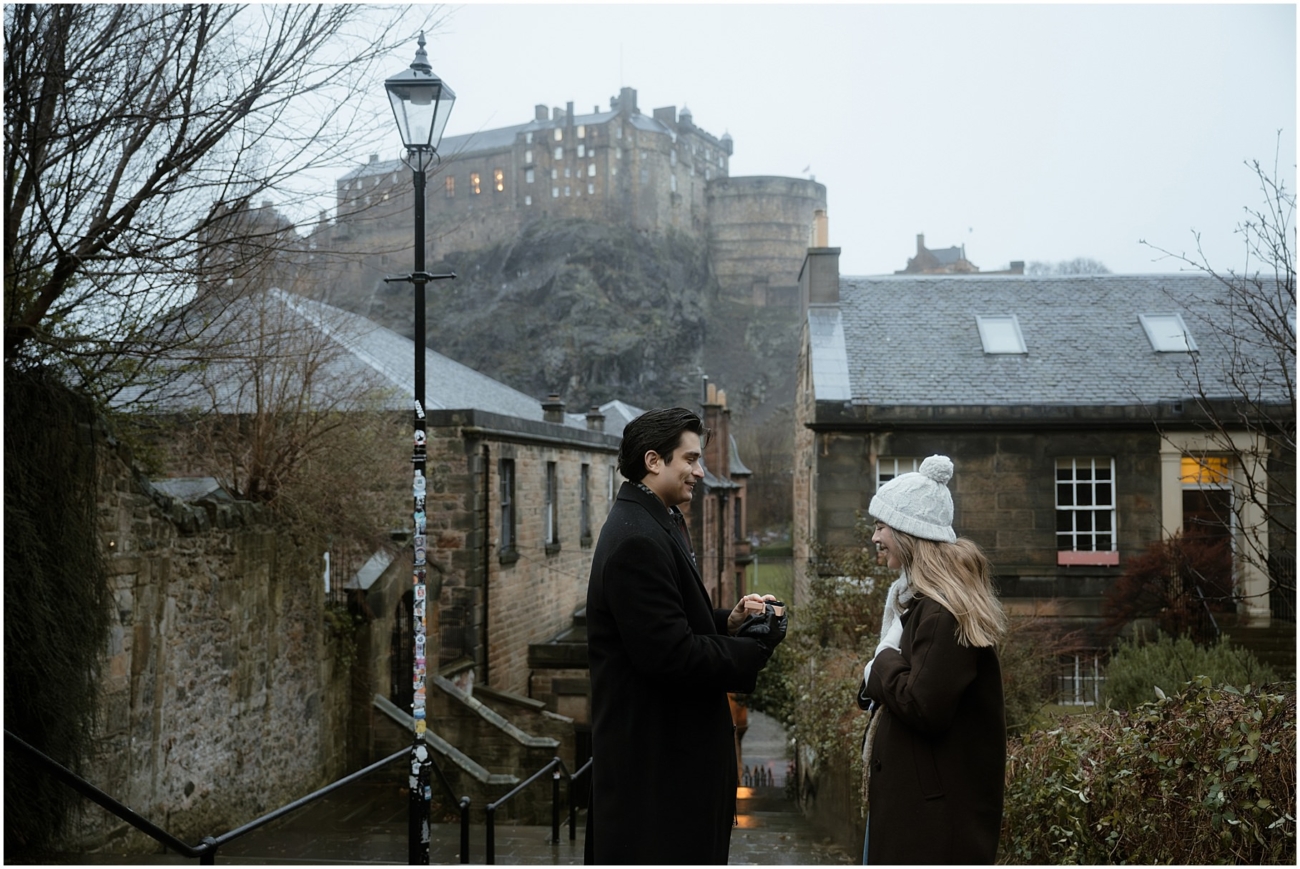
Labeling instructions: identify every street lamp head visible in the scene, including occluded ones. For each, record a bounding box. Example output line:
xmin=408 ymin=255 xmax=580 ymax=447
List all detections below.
xmin=385 ymin=32 xmax=455 ymax=152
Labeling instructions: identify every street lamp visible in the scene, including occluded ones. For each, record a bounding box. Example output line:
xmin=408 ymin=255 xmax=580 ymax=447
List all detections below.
xmin=383 ymin=32 xmax=455 ymax=866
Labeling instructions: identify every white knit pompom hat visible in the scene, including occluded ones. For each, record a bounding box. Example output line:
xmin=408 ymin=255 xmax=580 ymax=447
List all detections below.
xmin=869 ymin=455 xmax=957 ymax=542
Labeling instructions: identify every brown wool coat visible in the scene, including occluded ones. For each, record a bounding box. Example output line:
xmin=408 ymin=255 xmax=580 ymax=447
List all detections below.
xmin=863 ymin=594 xmax=1006 ymax=864
xmin=584 ymin=482 xmax=769 ymax=865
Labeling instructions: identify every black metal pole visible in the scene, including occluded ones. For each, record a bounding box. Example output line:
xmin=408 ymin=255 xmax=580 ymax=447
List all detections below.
xmin=459 ymin=796 xmax=471 ymax=864
xmin=551 ymin=765 xmax=561 ymax=844
xmin=486 ymin=805 xmax=496 ymax=865
xmin=408 ymin=151 xmax=432 ymax=866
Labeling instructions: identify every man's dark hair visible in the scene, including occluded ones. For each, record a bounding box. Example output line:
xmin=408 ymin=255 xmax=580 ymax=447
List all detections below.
xmin=618 ymin=407 xmax=710 ymax=482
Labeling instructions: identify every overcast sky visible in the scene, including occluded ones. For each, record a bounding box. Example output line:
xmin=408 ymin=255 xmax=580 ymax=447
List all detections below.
xmin=362 ymin=3 xmax=1295 ymax=277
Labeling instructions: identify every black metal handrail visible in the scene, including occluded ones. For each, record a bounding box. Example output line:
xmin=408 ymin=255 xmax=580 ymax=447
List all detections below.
xmin=5 ymin=729 xmax=472 ymax=863
xmin=483 ymin=755 xmax=592 ymax=864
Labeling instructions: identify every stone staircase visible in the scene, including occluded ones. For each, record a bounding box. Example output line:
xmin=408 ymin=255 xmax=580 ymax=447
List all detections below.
xmin=1219 ymin=616 xmax=1297 ymax=680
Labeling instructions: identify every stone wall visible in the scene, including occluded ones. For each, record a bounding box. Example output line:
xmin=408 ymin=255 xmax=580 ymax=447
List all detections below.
xmin=708 ymin=176 xmax=827 ymax=306
xmin=76 ymin=433 xmax=351 ymax=852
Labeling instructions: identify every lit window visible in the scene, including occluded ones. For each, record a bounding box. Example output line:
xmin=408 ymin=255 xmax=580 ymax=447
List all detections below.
xmin=578 ymin=144 xmax=586 ymax=158
xmin=554 ymin=128 xmax=563 ymax=142
xmin=470 ymin=172 xmax=481 ymax=195
xmin=588 ymin=164 xmax=596 ymax=177
xmin=494 ymin=168 xmax=504 ymax=192
xmin=577 ymin=124 xmax=586 ymax=138
xmin=975 ymin=315 xmax=1027 ymax=354
xmin=525 ymin=168 xmax=534 ymax=184
xmin=1180 ymin=456 xmax=1229 ymax=486
xmin=554 ymin=146 xmax=563 ymax=161
xmin=552 ymin=187 xmax=559 ymax=198
xmin=1056 ymin=458 xmax=1117 ymax=554
xmin=525 ymin=195 xmax=532 ymax=206
xmin=1139 ymin=313 xmax=1197 ymax=352
xmin=524 ymin=149 xmax=533 ymax=163
xmin=587 ymin=183 xmax=594 ymax=195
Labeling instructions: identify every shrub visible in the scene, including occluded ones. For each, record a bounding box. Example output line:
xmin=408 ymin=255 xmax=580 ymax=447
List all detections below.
xmin=1000 ymin=680 xmax=1295 ymax=864
xmin=1101 ymin=632 xmax=1279 ymax=710
xmin=1103 ymin=535 xmax=1235 ymax=645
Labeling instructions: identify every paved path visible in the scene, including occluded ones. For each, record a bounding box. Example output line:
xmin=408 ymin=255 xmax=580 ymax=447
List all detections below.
xmin=60 ymin=712 xmax=851 ymax=865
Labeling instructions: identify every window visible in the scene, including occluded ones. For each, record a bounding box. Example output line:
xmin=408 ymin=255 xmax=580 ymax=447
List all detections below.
xmin=552 ymin=187 xmax=559 ymax=198
xmin=525 ymin=131 xmax=533 ymax=144
xmin=564 ymin=167 xmax=571 ymax=178
xmin=1180 ymin=455 xmax=1228 ymax=485
xmin=525 ymin=168 xmax=534 ymax=184
xmin=554 ymin=146 xmax=563 ymax=160
xmin=524 ymin=149 xmax=533 ymax=164
xmin=525 ymin=195 xmax=532 ymax=206
xmin=499 ymin=459 xmax=517 ymax=561
xmin=670 ymin=149 xmax=677 ymax=166
xmin=470 ymin=172 xmax=481 ymax=195
xmin=554 ymin=128 xmax=563 ymax=141
xmin=1056 ymin=457 xmax=1118 ymax=564
xmin=564 ymin=185 xmax=570 ymax=197
xmin=580 ymin=464 xmax=592 ymax=545
xmin=577 ymin=124 xmax=586 ymax=138
xmin=577 ymin=144 xmax=586 ymax=158
xmin=1139 ymin=313 xmax=1197 ymax=352
xmin=876 ymin=457 xmax=920 ymax=490
xmin=588 ymin=163 xmax=596 ymax=177
xmin=670 ymin=175 xmax=677 ymax=192
xmin=494 ymin=168 xmax=504 ymax=193
xmin=616 ymin=126 xmax=623 ymax=139
xmin=1057 ymin=654 xmax=1104 ymax=706
xmin=976 ymin=315 xmax=1027 ymax=354
xmin=551 ymin=168 xmax=558 ymax=180
xmin=587 ymin=183 xmax=595 ymax=195
xmin=545 ymin=461 xmax=560 ymax=552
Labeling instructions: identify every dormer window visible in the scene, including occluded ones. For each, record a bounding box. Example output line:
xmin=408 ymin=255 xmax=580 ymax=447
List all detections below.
xmin=976 ymin=315 xmax=1027 ymax=354
xmin=1139 ymin=313 xmax=1197 ymax=352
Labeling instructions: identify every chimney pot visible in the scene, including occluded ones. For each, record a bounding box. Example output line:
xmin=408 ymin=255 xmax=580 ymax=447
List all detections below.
xmin=585 ymin=406 xmax=606 ymax=432
xmin=917 ymin=233 xmax=925 ymax=253
xmin=542 ymin=393 xmax=565 ymax=424
xmin=813 ymin=209 xmax=829 ymax=247
xmin=1010 ymin=260 xmax=1025 ymax=275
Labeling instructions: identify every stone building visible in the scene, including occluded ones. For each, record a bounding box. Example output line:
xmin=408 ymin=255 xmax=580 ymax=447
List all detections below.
xmin=318 ymin=86 xmax=826 ymax=307
xmin=895 ymin=232 xmax=1025 ymax=276
xmin=794 ymin=246 xmax=1295 ymax=677
xmin=117 ymin=288 xmax=624 ymax=815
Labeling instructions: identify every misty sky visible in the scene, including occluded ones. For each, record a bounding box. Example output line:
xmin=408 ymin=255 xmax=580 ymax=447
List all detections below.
xmin=361 ymin=3 xmax=1295 ymax=278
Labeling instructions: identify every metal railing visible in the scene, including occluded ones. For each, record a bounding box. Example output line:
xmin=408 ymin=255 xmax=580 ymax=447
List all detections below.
xmin=483 ymin=755 xmax=592 ymax=864
xmin=5 ymin=729 xmax=472 ymax=864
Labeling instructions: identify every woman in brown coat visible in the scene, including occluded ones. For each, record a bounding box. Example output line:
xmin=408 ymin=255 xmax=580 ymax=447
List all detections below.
xmin=858 ymin=455 xmax=1007 ymax=864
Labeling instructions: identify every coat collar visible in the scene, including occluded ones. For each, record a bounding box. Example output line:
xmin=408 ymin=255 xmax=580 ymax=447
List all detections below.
xmin=617 ymin=481 xmax=703 ymax=584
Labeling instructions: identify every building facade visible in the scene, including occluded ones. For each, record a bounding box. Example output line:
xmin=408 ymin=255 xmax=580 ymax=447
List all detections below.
xmin=794 ymin=248 xmax=1294 ymax=660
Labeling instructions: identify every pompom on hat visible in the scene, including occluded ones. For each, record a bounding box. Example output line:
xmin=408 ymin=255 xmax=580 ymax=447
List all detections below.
xmin=869 ymin=455 xmax=957 ymax=543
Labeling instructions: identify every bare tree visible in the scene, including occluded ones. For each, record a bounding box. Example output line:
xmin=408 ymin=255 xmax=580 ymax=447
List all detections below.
xmin=1141 ymin=140 xmax=1296 ymax=617
xmin=3 ymin=4 xmax=438 ymax=403
xmin=1025 ymin=257 xmax=1112 ymax=276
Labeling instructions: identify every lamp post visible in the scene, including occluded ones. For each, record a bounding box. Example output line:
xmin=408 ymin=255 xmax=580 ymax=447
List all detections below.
xmin=383 ymin=32 xmax=455 ymax=865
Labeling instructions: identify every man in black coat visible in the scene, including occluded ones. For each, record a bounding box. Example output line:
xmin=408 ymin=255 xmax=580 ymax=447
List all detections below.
xmin=585 ymin=407 xmax=786 ymax=865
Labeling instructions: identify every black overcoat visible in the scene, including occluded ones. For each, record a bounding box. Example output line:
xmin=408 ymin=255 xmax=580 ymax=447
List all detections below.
xmin=863 ymin=594 xmax=1006 ymax=864
xmin=585 ymin=482 xmax=769 ymax=865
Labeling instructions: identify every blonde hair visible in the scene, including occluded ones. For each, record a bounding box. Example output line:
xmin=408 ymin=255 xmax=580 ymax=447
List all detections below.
xmin=892 ymin=532 xmax=1006 ymax=648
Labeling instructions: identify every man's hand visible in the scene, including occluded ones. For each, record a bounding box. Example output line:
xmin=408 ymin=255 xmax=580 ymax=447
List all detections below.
xmin=737 ymin=605 xmax=788 ymax=654
xmin=728 ymin=594 xmax=776 ymax=635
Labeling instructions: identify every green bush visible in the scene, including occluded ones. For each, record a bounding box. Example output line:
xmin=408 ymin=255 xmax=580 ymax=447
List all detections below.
xmin=1101 ymin=632 xmax=1279 ymax=710
xmin=1000 ymin=680 xmax=1295 ymax=864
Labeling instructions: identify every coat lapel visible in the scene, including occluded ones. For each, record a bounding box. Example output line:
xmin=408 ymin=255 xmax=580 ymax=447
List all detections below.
xmin=619 ymin=483 xmax=707 ymax=591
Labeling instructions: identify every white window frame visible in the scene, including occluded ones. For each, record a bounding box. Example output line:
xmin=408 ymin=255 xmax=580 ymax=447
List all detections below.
xmin=1056 ymin=457 xmax=1118 ymax=565
xmin=876 ymin=456 xmax=920 ymax=490
xmin=976 ymin=314 xmax=1027 ymax=354
xmin=1139 ymin=313 xmax=1197 ymax=352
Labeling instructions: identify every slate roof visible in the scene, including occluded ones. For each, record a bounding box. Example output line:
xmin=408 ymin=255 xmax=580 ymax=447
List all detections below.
xmin=115 ymin=288 xmax=590 ymax=429
xmin=811 ymin=273 xmax=1293 ymax=407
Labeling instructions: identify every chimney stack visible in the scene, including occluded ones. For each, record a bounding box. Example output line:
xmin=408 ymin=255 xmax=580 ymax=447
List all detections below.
xmin=542 ymin=393 xmax=565 ymax=424
xmin=586 ymin=406 xmax=606 ymax=432
xmin=917 ymin=233 xmax=926 ymax=254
